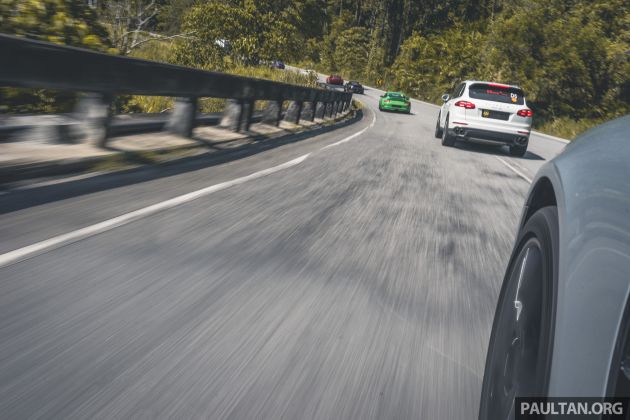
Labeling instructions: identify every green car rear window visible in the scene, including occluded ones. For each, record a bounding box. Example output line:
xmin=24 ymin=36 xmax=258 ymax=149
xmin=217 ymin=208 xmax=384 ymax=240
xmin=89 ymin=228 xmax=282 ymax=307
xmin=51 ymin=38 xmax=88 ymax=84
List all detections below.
xmin=387 ymin=93 xmax=405 ymax=100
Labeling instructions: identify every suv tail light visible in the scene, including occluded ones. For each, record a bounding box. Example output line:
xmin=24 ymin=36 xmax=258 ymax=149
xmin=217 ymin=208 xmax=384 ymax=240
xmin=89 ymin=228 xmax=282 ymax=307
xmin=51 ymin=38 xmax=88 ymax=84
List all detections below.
xmin=454 ymin=100 xmax=476 ymax=109
xmin=517 ymin=109 xmax=533 ymax=117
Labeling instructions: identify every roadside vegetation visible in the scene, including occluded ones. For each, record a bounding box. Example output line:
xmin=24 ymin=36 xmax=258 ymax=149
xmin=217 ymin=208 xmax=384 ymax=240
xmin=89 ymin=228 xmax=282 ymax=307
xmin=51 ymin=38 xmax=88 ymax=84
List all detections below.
xmin=0 ymin=0 xmax=627 ymax=139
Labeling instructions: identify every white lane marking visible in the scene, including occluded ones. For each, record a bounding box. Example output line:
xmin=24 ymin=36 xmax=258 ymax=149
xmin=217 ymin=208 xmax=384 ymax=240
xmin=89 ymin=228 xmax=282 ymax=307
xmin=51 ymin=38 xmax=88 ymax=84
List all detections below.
xmin=321 ymin=109 xmax=376 ymax=150
xmin=494 ymin=156 xmax=532 ymax=183
xmin=506 ymin=158 xmax=527 ymax=172
xmin=0 ymin=154 xmax=310 ymax=268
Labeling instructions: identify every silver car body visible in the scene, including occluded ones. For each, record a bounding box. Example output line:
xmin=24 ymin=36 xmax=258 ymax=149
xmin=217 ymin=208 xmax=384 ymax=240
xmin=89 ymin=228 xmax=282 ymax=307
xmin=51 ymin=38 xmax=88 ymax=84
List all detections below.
xmin=515 ymin=115 xmax=630 ymax=396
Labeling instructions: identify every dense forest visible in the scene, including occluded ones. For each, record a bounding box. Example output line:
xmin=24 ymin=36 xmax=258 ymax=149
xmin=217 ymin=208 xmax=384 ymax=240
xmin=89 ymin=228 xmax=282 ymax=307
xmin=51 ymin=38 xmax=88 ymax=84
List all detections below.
xmin=1 ymin=0 xmax=628 ymax=138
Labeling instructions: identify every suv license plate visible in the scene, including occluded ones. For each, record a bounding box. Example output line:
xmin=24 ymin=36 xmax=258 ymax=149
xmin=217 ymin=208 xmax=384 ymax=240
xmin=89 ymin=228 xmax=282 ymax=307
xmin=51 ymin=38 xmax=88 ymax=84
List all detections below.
xmin=482 ymin=110 xmax=510 ymax=121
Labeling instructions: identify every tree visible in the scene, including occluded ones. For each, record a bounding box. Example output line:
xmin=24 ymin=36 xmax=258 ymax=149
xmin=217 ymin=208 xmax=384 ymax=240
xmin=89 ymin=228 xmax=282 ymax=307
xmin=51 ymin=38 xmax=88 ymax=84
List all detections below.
xmin=102 ymin=0 xmax=159 ymax=54
xmin=333 ymin=26 xmax=369 ymax=79
xmin=0 ymin=0 xmax=111 ymax=51
xmin=157 ymin=0 xmax=196 ymax=34
xmin=173 ymin=0 xmax=302 ymax=70
xmin=391 ymin=23 xmax=485 ymax=101
xmin=484 ymin=0 xmax=629 ymax=122
xmin=0 ymin=0 xmax=112 ymax=113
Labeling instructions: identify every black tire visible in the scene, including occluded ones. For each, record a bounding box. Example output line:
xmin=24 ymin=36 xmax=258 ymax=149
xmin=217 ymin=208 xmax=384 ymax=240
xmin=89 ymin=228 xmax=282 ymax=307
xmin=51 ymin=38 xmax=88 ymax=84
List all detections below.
xmin=478 ymin=206 xmax=558 ymax=420
xmin=441 ymin=115 xmax=455 ymax=146
xmin=435 ymin=113 xmax=443 ymax=138
xmin=510 ymin=144 xmax=527 ymax=157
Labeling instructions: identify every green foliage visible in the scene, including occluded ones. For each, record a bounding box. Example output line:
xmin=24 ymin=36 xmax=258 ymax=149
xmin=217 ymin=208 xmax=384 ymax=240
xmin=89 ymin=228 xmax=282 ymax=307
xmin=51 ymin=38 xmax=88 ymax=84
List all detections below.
xmin=387 ymin=0 xmax=629 ymax=133
xmin=392 ymin=23 xmax=486 ymax=102
xmin=157 ymin=0 xmax=197 ymax=34
xmin=535 ymin=116 xmax=609 ymax=140
xmin=227 ymin=63 xmax=317 ymax=87
xmin=333 ymin=27 xmax=370 ymax=80
xmin=483 ymin=0 xmax=629 ymax=123
xmin=174 ymin=0 xmax=302 ymax=70
xmin=0 ymin=0 xmax=111 ymax=50
xmin=123 ymin=96 xmax=174 ymax=114
xmin=129 ymin=35 xmax=177 ymax=62
xmin=0 ymin=0 xmax=113 ymax=114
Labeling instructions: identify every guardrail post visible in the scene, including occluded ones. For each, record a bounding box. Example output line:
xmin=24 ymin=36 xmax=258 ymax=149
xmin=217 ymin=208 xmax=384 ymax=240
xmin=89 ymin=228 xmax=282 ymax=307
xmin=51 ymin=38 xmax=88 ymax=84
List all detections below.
xmin=314 ymin=101 xmax=326 ymax=119
xmin=221 ymin=99 xmax=253 ymax=132
xmin=333 ymin=100 xmax=340 ymax=117
xmin=325 ymin=102 xmax=334 ymax=119
xmin=74 ymin=93 xmax=112 ymax=148
xmin=166 ymin=97 xmax=197 ymax=137
xmin=262 ymin=100 xmax=283 ymax=126
xmin=300 ymin=101 xmax=315 ymax=122
xmin=284 ymin=100 xmax=302 ymax=124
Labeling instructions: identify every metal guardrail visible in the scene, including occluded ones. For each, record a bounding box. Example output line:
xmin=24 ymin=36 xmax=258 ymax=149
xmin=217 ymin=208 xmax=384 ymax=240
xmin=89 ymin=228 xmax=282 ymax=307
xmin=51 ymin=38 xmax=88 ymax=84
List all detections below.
xmin=0 ymin=34 xmax=352 ymax=146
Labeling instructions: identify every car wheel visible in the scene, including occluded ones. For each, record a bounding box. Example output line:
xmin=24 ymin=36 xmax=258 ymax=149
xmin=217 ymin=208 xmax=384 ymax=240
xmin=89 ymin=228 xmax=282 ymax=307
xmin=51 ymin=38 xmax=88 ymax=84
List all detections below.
xmin=479 ymin=206 xmax=558 ymax=420
xmin=441 ymin=115 xmax=455 ymax=146
xmin=510 ymin=145 xmax=527 ymax=157
xmin=435 ymin=113 xmax=443 ymax=138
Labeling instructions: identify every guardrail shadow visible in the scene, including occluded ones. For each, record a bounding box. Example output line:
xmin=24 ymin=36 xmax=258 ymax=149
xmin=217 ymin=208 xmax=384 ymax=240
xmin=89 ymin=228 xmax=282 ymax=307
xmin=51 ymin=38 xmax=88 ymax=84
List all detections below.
xmin=0 ymin=110 xmax=363 ymax=215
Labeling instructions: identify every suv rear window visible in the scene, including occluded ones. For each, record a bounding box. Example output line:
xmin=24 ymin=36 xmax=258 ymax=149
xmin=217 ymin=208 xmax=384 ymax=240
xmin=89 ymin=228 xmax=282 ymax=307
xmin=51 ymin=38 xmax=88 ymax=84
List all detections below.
xmin=468 ymin=83 xmax=525 ymax=105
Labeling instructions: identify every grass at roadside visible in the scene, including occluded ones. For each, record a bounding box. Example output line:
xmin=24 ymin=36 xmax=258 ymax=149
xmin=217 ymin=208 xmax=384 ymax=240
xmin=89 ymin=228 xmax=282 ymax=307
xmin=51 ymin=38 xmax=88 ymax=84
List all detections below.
xmin=533 ymin=117 xmax=610 ymax=140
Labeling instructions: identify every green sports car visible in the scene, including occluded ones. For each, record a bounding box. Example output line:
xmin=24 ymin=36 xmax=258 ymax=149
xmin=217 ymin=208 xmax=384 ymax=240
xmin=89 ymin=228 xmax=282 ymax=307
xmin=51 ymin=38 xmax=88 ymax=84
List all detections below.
xmin=378 ymin=92 xmax=411 ymax=113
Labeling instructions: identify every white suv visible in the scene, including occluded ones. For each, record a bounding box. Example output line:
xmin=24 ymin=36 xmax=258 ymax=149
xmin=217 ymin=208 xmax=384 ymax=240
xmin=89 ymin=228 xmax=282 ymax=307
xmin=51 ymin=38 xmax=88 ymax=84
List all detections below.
xmin=435 ymin=81 xmax=533 ymax=156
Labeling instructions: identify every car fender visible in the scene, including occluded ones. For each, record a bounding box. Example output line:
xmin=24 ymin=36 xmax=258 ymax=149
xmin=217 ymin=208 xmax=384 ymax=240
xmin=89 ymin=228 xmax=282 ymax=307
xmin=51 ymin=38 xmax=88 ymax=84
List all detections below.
xmin=525 ymin=116 xmax=630 ymax=396
xmin=440 ymin=102 xmax=450 ymax=127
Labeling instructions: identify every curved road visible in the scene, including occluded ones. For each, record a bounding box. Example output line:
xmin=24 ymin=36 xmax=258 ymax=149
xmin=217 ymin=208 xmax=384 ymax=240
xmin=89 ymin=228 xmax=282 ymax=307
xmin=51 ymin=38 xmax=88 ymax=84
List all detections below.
xmin=0 ymin=85 xmax=565 ymax=419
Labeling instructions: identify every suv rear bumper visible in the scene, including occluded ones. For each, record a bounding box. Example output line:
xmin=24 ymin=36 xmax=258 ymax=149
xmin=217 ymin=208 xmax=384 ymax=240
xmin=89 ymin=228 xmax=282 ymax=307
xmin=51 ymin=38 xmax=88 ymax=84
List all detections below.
xmin=449 ymin=127 xmax=529 ymax=146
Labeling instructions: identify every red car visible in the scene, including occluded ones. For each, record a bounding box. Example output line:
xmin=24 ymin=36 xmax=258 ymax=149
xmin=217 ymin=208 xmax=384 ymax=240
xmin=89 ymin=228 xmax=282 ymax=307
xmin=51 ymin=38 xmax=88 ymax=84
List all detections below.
xmin=326 ymin=75 xmax=344 ymax=85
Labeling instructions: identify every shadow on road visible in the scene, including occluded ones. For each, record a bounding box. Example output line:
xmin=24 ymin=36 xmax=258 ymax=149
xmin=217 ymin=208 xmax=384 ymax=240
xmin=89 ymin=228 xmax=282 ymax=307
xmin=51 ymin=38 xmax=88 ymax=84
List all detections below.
xmin=0 ymin=110 xmax=363 ymax=215
xmin=453 ymin=141 xmax=545 ymax=161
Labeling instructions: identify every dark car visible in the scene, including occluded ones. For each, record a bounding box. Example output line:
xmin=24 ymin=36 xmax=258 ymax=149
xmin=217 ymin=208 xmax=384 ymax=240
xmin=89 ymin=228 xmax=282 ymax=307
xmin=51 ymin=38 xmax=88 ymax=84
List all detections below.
xmin=344 ymin=81 xmax=364 ymax=94
xmin=271 ymin=60 xmax=285 ymax=70
xmin=326 ymin=74 xmax=344 ymax=85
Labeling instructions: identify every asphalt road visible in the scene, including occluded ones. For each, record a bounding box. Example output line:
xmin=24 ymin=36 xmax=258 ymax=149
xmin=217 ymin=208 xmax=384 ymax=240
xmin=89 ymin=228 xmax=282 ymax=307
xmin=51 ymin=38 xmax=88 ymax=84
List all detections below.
xmin=0 ymin=84 xmax=566 ymax=419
